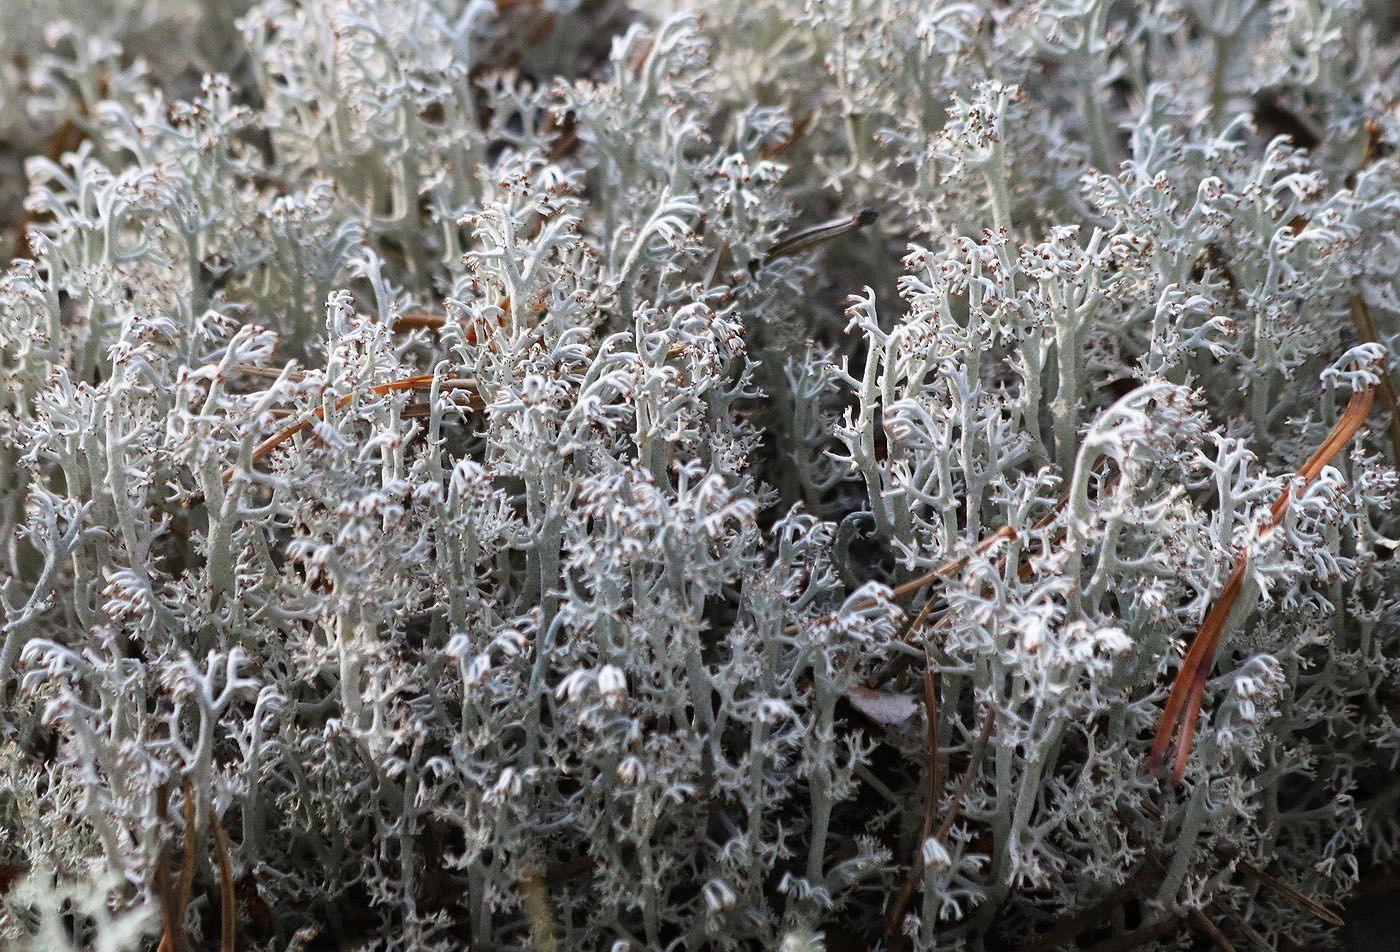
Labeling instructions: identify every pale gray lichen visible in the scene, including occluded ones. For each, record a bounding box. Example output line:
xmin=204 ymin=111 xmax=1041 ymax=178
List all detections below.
xmin=1 ymin=0 xmax=1398 ymax=950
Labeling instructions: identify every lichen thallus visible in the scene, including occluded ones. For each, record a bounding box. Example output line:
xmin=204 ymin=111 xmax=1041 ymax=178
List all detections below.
xmin=188 ymin=207 xmax=880 ymax=507
xmin=182 ymin=307 xmax=487 ymax=509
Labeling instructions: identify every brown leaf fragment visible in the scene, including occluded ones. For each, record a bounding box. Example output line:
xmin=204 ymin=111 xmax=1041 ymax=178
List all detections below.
xmin=846 ymin=685 xmax=920 ymax=725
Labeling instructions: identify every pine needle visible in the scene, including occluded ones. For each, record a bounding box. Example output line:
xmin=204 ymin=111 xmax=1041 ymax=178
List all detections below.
xmin=1150 ymin=382 xmax=1376 ymax=781
xmin=187 ymin=373 xmax=481 ymax=506
xmin=1239 ymin=860 xmax=1344 ymax=927
xmin=1348 ymin=295 xmax=1400 ymax=464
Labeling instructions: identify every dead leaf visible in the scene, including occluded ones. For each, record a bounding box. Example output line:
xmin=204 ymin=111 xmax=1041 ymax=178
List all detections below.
xmin=847 ymin=685 xmax=920 ymax=725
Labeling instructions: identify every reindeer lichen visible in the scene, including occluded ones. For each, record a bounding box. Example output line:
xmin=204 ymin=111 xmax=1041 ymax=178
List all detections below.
xmin=2 ymin=0 xmax=1398 ymax=949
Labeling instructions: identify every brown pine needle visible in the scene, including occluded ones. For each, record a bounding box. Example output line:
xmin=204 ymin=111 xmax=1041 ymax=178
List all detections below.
xmin=155 ymin=781 xmax=196 ymax=952
xmin=867 ymin=463 xmax=1109 ymax=689
xmin=230 ymin=363 xmax=303 ymax=382
xmin=1188 ymin=908 xmax=1240 ymax=952
xmin=1348 ymin=295 xmax=1400 ymax=463
xmin=391 ymin=298 xmax=521 ymax=342
xmin=187 ymin=373 xmax=480 ymax=506
xmin=760 ymin=110 xmax=816 ymax=160
xmin=887 ymin=525 xmax=1018 ymax=602
xmin=244 ymin=373 xmax=436 ymax=464
xmin=887 ymin=453 xmax=1110 ymax=606
xmin=921 ymin=664 xmax=942 ymax=836
xmin=792 ymin=521 xmax=1017 ymax=649
xmin=175 ymin=781 xmax=197 ymax=926
xmin=1239 ymin=860 xmax=1344 ymax=927
xmin=1150 ymin=382 xmax=1376 ymax=781
xmin=883 ymin=704 xmax=993 ymax=946
xmin=864 ymin=525 xmax=1027 ymax=689
xmin=154 ymin=847 xmax=180 ymax=952
xmin=1215 ymin=902 xmax=1276 ymax=952
xmin=210 ymin=811 xmax=237 ymax=952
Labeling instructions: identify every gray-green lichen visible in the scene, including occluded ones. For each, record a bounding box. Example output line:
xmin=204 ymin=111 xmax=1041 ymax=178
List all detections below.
xmin=1 ymin=0 xmax=1398 ymax=949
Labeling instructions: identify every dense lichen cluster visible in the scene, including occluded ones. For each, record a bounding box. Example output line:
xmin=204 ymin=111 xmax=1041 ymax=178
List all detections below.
xmin=1 ymin=0 xmax=1398 ymax=949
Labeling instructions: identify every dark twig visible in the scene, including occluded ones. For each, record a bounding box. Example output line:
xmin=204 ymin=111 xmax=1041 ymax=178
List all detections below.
xmin=883 ymin=624 xmax=942 ymax=949
xmin=1238 ymin=860 xmax=1344 ymax=928
xmin=1188 ymin=908 xmax=1241 ymax=952
xmin=210 ymin=811 xmax=237 ymax=952
xmin=1021 ymin=863 xmax=1157 ymax=952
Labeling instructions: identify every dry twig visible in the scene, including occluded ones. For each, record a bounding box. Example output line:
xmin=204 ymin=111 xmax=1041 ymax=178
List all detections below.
xmin=882 ymin=620 xmax=942 ymax=949
xmin=210 ymin=811 xmax=237 ymax=952
xmin=1239 ymin=860 xmax=1344 ymax=927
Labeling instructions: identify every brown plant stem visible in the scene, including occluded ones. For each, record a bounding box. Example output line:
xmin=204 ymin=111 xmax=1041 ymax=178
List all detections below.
xmin=175 ymin=781 xmax=197 ymax=925
xmin=210 ymin=811 xmax=237 ymax=952
xmin=882 ymin=636 xmax=941 ymax=949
